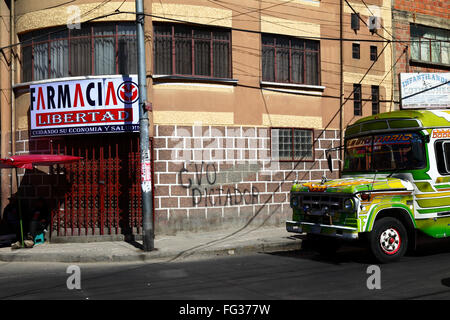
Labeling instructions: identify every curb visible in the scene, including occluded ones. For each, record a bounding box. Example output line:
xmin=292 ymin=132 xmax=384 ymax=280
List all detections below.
xmin=0 ymin=238 xmax=302 ymax=263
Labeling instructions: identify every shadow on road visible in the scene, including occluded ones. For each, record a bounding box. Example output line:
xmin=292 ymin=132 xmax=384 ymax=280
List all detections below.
xmin=442 ymin=278 xmax=450 ymax=288
xmin=268 ymin=233 xmax=450 ymax=265
xmin=411 ymin=233 xmax=450 ymax=257
xmin=267 ymin=236 xmax=375 ymax=265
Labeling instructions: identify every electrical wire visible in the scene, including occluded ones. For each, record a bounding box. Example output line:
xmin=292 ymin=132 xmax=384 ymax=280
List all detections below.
xmin=0 ymin=11 xmax=413 ymax=112
xmin=1 ymin=6 xmax=443 ymax=105
xmin=344 ymin=0 xmax=392 ymax=42
xmin=116 ymin=0 xmax=128 ymax=12
xmin=249 ymin=41 xmax=393 ymax=197
xmin=401 ymin=80 xmax=450 ymax=101
xmin=79 ymin=0 xmax=112 ymax=19
xmin=275 ymin=40 xmax=393 ymax=188
xmin=0 ymin=9 xmax=403 ymax=99
xmin=0 ymin=11 xmax=125 ymax=53
xmin=359 ymin=0 xmax=410 ymax=49
xmin=119 ymin=10 xmax=446 ymax=43
xmin=1 ymin=6 xmax=446 ymax=55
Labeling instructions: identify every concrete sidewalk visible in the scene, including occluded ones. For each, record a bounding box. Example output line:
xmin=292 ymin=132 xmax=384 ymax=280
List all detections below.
xmin=0 ymin=226 xmax=303 ymax=263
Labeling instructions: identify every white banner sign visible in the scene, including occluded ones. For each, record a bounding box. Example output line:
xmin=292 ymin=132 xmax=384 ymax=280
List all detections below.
xmin=400 ymin=73 xmax=450 ymax=109
xmin=30 ymin=75 xmax=140 ymax=137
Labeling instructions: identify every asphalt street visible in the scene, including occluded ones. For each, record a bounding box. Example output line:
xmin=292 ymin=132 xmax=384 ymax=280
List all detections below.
xmin=0 ymin=236 xmax=449 ymax=300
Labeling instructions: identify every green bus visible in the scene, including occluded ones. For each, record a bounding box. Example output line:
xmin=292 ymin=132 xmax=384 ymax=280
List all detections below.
xmin=287 ymin=110 xmax=450 ymax=262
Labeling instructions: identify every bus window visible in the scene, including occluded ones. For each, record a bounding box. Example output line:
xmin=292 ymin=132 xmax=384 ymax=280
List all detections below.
xmin=435 ymin=141 xmax=450 ymax=175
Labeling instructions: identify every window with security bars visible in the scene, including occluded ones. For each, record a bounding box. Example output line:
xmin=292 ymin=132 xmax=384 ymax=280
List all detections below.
xmin=370 ymin=45 xmax=378 ymax=61
xmin=354 ymin=84 xmax=362 ymax=116
xmin=410 ymin=24 xmax=449 ymax=65
xmin=153 ymin=24 xmax=231 ymax=78
xmin=20 ymin=23 xmax=137 ymax=82
xmin=371 ymin=85 xmax=380 ymax=115
xmin=262 ymin=34 xmax=320 ymax=85
xmin=271 ymin=128 xmax=314 ymax=161
xmin=352 ymin=43 xmax=360 ymax=59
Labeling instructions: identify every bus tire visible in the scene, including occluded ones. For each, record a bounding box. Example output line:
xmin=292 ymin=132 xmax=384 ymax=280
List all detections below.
xmin=369 ymin=217 xmax=408 ymax=263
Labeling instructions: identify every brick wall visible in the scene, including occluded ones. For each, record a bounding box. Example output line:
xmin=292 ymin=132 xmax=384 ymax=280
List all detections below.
xmin=153 ymin=124 xmax=340 ymax=235
xmin=392 ymin=16 xmax=449 ymax=105
xmin=393 ymin=0 xmax=448 ymax=19
xmin=393 ymin=19 xmax=448 ymax=75
xmin=13 ymin=130 xmax=62 ymax=211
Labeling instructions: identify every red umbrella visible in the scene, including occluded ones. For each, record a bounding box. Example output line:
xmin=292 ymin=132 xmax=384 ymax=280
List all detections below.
xmin=0 ymin=154 xmax=82 ymax=169
xmin=0 ymin=154 xmax=82 ymax=247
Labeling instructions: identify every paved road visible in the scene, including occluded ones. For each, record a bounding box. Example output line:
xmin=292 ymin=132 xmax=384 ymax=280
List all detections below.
xmin=0 ymin=237 xmax=449 ymax=300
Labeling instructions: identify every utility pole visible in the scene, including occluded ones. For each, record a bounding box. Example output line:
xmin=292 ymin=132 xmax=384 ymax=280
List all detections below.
xmin=135 ymin=0 xmax=154 ymax=251
xmin=11 ymin=0 xmax=16 ymax=197
xmin=339 ymin=0 xmax=344 ymax=178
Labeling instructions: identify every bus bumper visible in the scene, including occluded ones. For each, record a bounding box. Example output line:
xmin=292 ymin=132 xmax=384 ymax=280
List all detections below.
xmin=286 ymin=220 xmax=359 ymax=240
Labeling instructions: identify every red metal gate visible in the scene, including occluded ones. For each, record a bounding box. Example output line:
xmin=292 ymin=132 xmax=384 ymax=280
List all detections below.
xmin=50 ymin=134 xmax=153 ymax=237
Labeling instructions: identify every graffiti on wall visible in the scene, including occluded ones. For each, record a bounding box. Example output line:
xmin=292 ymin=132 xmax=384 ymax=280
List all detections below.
xmin=179 ymin=161 xmax=260 ymax=207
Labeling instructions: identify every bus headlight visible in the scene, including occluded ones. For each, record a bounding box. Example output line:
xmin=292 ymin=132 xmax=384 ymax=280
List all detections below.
xmin=291 ymin=196 xmax=299 ymax=208
xmin=344 ymin=198 xmax=355 ymax=211
xmin=303 ymin=204 xmax=310 ymax=213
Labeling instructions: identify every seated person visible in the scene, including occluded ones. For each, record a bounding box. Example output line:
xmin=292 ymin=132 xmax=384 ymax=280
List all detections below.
xmin=28 ymin=198 xmax=50 ymax=240
xmin=1 ymin=196 xmax=20 ymax=238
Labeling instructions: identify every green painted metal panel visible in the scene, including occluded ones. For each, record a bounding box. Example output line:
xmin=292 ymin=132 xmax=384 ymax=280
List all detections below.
xmin=415 ymin=182 xmax=435 ymax=192
xmin=365 ymin=203 xmax=415 ymax=232
xmin=436 ymin=177 xmax=450 ymax=183
xmin=352 ymin=110 xmax=450 ymax=128
xmin=388 ymin=119 xmax=420 ymax=128
xmin=361 ymin=121 xmax=389 ymax=132
xmin=416 ymin=217 xmax=450 ymax=238
xmin=417 ymin=197 xmax=450 ymax=208
xmin=417 ymin=206 xmax=450 ymax=214
xmin=345 ymin=125 xmax=360 ymax=136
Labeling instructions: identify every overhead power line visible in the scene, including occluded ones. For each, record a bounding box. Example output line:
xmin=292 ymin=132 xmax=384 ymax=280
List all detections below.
xmin=3 ymin=7 xmax=448 ymax=55
xmin=116 ymin=10 xmax=447 ymax=43
xmin=261 ymin=40 xmax=394 ymax=195
xmin=359 ymin=0 xmax=410 ymax=49
xmin=401 ymin=80 xmax=450 ymax=101
xmin=0 ymin=11 xmax=125 ymax=53
xmin=344 ymin=0 xmax=392 ymax=42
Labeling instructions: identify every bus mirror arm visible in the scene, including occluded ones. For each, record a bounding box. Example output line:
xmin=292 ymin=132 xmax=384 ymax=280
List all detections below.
xmin=325 ymin=145 xmax=343 ymax=173
xmin=326 ymin=150 xmax=333 ymax=173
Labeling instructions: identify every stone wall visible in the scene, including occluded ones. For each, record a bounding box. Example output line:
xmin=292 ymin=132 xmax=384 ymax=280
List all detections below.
xmin=152 ymin=124 xmax=340 ymax=235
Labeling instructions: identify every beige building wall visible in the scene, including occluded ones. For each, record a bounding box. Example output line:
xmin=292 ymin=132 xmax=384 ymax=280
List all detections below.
xmin=150 ymin=0 xmax=342 ymax=131
xmin=0 ymin=0 xmax=11 ymax=211
xmin=8 ymin=0 xmax=394 ymax=140
xmin=341 ymin=0 xmax=393 ymax=128
xmin=10 ymin=0 xmax=384 ymax=133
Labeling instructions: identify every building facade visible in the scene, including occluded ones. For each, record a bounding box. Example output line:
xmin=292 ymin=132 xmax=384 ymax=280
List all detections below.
xmin=0 ymin=0 xmax=397 ymax=239
xmin=391 ymin=0 xmax=449 ymax=108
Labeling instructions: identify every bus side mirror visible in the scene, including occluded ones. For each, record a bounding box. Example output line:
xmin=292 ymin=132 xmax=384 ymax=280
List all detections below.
xmin=326 ymin=151 xmax=333 ymax=173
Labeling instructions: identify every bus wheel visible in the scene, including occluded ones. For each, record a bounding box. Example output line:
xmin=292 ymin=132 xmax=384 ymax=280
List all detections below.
xmin=369 ymin=217 xmax=408 ymax=263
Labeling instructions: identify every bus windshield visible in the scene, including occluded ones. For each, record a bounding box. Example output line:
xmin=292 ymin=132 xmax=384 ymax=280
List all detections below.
xmin=343 ymin=132 xmax=426 ymax=172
